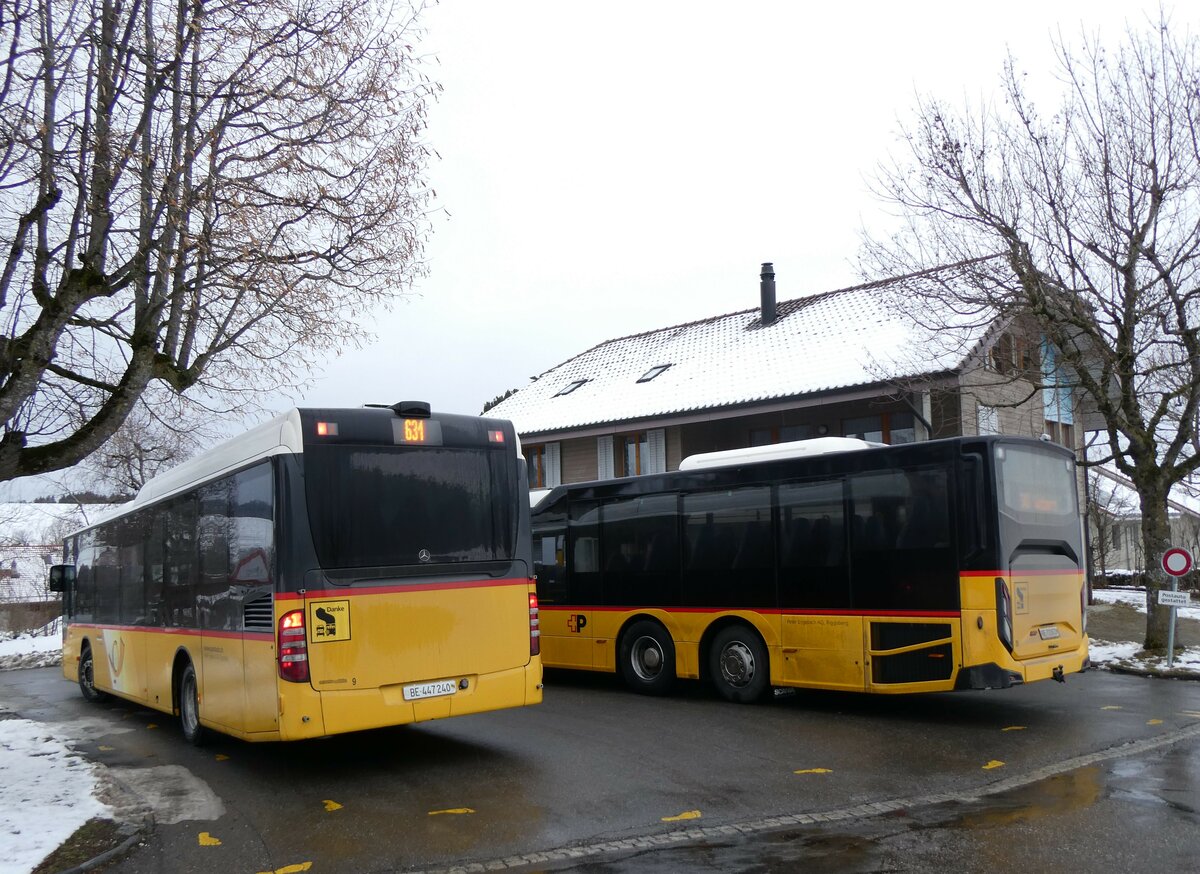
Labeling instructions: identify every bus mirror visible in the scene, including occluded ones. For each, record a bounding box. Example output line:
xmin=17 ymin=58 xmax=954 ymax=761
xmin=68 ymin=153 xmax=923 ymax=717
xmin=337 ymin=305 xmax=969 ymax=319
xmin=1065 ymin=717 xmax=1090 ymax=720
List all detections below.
xmin=48 ymin=564 xmax=75 ymax=593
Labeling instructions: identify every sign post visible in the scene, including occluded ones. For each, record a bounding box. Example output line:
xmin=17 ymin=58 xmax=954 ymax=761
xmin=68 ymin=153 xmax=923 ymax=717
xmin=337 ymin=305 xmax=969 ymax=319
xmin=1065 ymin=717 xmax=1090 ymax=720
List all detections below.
xmin=1161 ymin=547 xmax=1194 ymax=669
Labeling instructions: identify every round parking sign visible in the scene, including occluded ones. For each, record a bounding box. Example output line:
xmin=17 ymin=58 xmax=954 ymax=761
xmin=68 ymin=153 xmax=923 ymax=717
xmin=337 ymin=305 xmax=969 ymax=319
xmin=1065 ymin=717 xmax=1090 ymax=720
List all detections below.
xmin=1162 ymin=547 xmax=1193 ymax=577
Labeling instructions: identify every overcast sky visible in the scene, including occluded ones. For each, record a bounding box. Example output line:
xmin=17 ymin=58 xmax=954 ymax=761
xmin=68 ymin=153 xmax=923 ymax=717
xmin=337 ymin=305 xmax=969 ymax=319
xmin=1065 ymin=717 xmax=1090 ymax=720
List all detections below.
xmin=279 ymin=0 xmax=1183 ymax=420
xmin=276 ymin=1 xmax=1182 ymax=419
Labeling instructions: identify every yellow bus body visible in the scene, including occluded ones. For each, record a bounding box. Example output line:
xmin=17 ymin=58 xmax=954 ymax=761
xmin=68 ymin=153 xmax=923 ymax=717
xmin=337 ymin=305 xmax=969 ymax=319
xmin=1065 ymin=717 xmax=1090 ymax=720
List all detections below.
xmin=541 ymin=571 xmax=1087 ymax=694
xmin=63 ymin=582 xmax=543 ymax=741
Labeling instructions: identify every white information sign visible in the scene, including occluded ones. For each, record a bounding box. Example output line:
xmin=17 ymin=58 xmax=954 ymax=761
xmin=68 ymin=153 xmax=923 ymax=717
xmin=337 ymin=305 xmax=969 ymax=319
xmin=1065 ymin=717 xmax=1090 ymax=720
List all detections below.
xmin=1158 ymin=589 xmax=1192 ymax=608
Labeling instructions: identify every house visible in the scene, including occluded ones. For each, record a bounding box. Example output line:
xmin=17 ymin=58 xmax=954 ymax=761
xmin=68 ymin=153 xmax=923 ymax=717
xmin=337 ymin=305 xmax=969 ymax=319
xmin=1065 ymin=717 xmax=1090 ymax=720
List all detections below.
xmin=0 ymin=544 xmax=63 ymax=632
xmin=487 ymin=262 xmax=1081 ymax=487
xmin=1087 ymin=466 xmax=1200 ymax=583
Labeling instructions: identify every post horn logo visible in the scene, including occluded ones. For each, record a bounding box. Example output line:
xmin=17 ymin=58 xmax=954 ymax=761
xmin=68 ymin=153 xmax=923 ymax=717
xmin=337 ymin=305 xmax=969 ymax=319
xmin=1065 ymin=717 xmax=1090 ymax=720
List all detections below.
xmin=106 ymin=637 xmax=126 ymax=677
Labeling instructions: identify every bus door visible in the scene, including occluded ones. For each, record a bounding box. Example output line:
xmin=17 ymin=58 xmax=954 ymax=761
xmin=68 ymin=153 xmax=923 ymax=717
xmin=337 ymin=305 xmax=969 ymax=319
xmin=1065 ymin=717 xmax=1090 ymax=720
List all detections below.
xmin=777 ymin=480 xmax=865 ymax=690
xmin=534 ymin=526 xmax=594 ymax=669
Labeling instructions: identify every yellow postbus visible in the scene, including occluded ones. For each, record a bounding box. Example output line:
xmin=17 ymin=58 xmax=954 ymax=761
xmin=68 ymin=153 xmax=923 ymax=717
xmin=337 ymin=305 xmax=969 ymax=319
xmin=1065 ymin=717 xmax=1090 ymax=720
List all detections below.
xmin=50 ymin=403 xmax=542 ymax=742
xmin=531 ymin=435 xmax=1088 ymax=701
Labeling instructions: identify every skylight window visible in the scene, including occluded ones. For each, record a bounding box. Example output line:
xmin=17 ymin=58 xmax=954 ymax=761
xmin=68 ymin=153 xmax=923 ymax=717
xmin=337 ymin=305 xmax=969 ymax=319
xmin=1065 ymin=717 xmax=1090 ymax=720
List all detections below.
xmin=554 ymin=379 xmax=588 ymax=397
xmin=637 ymin=364 xmax=672 ymax=383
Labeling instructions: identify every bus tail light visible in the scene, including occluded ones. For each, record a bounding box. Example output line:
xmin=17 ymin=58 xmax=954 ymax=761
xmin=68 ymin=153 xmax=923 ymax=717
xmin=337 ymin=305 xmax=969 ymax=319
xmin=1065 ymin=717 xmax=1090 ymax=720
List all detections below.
xmin=529 ymin=591 xmax=540 ymax=656
xmin=995 ymin=578 xmax=1013 ymax=652
xmin=279 ymin=609 xmax=310 ymax=682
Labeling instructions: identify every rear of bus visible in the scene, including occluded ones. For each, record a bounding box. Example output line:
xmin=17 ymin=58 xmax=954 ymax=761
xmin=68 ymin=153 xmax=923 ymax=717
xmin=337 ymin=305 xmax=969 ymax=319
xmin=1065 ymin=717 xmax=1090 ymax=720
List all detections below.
xmin=274 ymin=406 xmax=542 ymax=739
xmin=956 ymin=438 xmax=1089 ymax=689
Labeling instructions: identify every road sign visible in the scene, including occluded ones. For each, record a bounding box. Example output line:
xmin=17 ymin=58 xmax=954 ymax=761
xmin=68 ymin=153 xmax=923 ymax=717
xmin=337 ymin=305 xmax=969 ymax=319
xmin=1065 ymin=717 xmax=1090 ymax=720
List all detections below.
xmin=1162 ymin=547 xmax=1193 ymax=578
xmin=1158 ymin=589 xmax=1192 ymax=608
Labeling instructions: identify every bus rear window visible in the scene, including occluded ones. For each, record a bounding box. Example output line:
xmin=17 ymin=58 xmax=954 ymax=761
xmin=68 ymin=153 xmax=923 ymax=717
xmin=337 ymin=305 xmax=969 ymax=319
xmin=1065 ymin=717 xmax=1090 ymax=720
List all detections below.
xmin=995 ymin=444 xmax=1077 ymax=522
xmin=304 ymin=445 xmax=515 ymax=569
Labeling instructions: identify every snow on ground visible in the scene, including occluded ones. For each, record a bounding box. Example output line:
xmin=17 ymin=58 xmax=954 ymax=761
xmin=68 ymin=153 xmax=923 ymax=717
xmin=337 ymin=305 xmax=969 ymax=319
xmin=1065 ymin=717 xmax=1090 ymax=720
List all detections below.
xmin=0 ymin=716 xmax=112 ymax=874
xmin=0 ymin=617 xmax=63 ymax=671
xmin=1090 ymin=587 xmax=1200 ymax=675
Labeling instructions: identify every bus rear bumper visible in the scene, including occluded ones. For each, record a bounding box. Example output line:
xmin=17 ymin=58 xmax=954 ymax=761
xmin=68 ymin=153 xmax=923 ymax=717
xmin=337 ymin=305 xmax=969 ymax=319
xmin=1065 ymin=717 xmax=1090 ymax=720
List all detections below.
xmin=955 ymin=647 xmax=1089 ymax=690
xmin=300 ymin=661 xmax=543 ymax=738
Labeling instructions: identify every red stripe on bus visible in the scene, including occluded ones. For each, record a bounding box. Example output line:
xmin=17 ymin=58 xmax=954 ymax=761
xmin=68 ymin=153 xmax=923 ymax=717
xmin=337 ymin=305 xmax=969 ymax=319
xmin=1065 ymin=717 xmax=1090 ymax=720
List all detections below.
xmin=275 ymin=577 xmax=532 ymax=602
xmin=961 ymin=570 xmax=1085 ymax=578
xmin=70 ymin=623 xmax=274 ymax=641
xmin=539 ymin=606 xmax=961 ymax=618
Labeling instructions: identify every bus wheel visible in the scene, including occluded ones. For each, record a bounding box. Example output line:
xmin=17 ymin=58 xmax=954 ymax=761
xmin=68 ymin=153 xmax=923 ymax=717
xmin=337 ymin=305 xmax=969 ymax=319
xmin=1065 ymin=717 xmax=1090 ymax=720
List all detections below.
xmin=78 ymin=644 xmax=107 ymax=703
xmin=179 ymin=662 xmax=208 ymax=746
xmin=710 ymin=625 xmax=769 ymax=704
xmin=619 ymin=620 xmax=676 ymax=696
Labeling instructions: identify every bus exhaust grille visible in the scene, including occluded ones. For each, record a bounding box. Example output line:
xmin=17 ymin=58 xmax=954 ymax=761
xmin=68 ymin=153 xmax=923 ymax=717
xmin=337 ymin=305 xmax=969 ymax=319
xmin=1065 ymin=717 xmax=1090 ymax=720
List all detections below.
xmin=243 ymin=594 xmax=274 ymax=632
xmin=870 ymin=622 xmax=952 ymax=650
xmin=872 ymin=644 xmax=954 ymax=684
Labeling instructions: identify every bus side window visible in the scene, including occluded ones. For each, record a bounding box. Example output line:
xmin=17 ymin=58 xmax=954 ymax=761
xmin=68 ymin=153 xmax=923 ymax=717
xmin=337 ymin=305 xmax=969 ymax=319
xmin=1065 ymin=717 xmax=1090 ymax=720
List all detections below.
xmin=778 ymin=479 xmax=849 ymax=609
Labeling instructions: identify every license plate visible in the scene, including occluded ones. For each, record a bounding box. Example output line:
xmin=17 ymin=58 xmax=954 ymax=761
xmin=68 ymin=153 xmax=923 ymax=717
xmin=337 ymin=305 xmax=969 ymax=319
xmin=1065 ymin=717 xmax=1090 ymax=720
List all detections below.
xmin=1038 ymin=626 xmax=1061 ymax=640
xmin=403 ymin=679 xmax=458 ymax=701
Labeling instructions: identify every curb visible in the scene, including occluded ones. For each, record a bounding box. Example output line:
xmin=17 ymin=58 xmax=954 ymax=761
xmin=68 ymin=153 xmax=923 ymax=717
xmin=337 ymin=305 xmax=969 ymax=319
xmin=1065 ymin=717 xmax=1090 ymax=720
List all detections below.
xmin=1104 ymin=662 xmax=1200 ymax=681
xmin=53 ymin=817 xmax=149 ymax=874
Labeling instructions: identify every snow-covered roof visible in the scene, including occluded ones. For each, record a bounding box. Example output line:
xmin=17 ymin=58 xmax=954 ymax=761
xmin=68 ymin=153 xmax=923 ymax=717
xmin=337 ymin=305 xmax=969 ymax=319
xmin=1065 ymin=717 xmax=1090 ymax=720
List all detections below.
xmin=488 ymin=264 xmax=991 ymax=437
xmin=0 ymin=545 xmax=62 ymax=603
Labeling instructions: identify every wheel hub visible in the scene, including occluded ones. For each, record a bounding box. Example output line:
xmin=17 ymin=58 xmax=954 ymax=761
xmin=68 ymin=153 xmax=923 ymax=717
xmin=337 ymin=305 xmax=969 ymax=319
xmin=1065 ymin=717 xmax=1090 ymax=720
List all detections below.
xmin=631 ymin=636 xmax=663 ymax=681
xmin=720 ymin=642 xmax=755 ymax=687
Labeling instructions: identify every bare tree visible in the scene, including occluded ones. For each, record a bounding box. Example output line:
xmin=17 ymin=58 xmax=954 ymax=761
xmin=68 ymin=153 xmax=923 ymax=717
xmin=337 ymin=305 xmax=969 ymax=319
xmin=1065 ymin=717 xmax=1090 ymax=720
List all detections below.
xmin=0 ymin=0 xmax=435 ymax=482
xmin=863 ymin=16 xmax=1200 ymax=650
xmin=81 ymin=390 xmax=209 ymax=494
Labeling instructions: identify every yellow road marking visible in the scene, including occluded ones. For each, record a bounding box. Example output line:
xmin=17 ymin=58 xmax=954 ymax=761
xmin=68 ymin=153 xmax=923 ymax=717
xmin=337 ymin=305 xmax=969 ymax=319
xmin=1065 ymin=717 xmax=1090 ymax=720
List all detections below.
xmin=1001 ymin=726 xmax=1026 ymax=732
xmin=198 ymin=832 xmax=221 ymax=846
xmin=146 ymin=723 xmax=158 ymax=729
xmin=98 ymin=745 xmax=115 ymax=751
xmin=1147 ymin=719 xmax=1164 ymax=726
xmin=1101 ymin=705 xmax=1122 ymax=711
xmin=793 ymin=768 xmax=833 ymax=775
xmin=982 ymin=760 xmax=1005 ymax=770
xmin=255 ymin=865 xmax=312 ymax=874
xmin=323 ymin=800 xmax=343 ymax=812
xmin=661 ymin=810 xmax=702 ymax=822
xmin=215 ymin=754 xmax=230 ymax=762
xmin=428 ymin=808 xmax=475 ymax=816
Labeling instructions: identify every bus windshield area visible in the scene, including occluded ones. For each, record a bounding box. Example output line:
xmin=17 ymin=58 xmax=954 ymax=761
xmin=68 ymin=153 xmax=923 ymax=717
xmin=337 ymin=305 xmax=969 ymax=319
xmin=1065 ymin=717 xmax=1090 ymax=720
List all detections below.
xmin=994 ymin=443 xmax=1078 ymax=526
xmin=304 ymin=445 xmax=515 ymax=570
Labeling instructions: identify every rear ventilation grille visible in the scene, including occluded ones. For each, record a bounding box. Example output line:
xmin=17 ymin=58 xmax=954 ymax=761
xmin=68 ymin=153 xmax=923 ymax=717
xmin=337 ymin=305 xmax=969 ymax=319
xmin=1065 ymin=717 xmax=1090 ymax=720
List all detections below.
xmin=243 ymin=594 xmax=274 ymax=632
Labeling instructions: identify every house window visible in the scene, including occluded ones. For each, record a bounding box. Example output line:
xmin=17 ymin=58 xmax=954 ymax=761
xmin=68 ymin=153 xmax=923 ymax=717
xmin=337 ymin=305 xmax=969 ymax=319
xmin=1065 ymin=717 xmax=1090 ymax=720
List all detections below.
xmin=988 ymin=332 xmax=1039 ymax=375
xmin=554 ymin=379 xmax=588 ymax=397
xmin=637 ymin=364 xmax=672 ymax=383
xmin=843 ymin=412 xmax=914 ymax=445
xmin=977 ymin=404 xmax=1000 ymax=436
xmin=749 ymin=425 xmax=812 ymax=446
xmin=527 ymin=443 xmax=561 ymax=489
xmin=1112 ymin=526 xmax=1121 ymax=550
xmin=618 ymin=429 xmax=666 ymax=476
xmin=1042 ymin=340 xmax=1075 ymax=449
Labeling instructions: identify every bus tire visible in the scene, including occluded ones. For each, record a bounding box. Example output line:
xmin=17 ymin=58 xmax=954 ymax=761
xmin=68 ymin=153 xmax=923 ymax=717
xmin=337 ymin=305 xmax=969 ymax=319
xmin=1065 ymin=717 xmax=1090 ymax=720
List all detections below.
xmin=78 ymin=643 xmax=107 ymax=703
xmin=179 ymin=661 xmax=208 ymax=746
xmin=710 ymin=625 xmax=769 ymax=704
xmin=618 ymin=620 xmax=676 ymax=696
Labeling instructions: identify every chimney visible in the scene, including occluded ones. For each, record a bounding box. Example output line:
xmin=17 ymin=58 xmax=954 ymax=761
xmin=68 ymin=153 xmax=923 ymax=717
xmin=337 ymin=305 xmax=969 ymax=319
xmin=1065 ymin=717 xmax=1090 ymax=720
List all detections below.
xmin=760 ymin=262 xmax=776 ymax=325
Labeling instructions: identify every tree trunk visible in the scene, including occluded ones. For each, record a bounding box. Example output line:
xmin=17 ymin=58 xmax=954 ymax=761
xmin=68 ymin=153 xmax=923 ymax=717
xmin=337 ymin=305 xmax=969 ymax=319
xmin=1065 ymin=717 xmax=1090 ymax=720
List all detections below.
xmin=1139 ymin=490 xmax=1173 ymax=651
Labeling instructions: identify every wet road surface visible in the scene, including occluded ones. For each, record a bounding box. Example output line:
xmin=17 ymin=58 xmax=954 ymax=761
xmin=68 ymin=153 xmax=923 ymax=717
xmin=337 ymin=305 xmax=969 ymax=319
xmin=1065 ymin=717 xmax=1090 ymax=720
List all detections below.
xmin=1 ymin=665 xmax=1197 ymax=873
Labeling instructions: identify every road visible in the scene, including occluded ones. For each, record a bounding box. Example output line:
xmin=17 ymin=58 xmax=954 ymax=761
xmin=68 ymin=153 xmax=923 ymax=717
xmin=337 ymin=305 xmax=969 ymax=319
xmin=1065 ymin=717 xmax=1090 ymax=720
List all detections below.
xmin=2 ymin=666 xmax=1199 ymax=873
